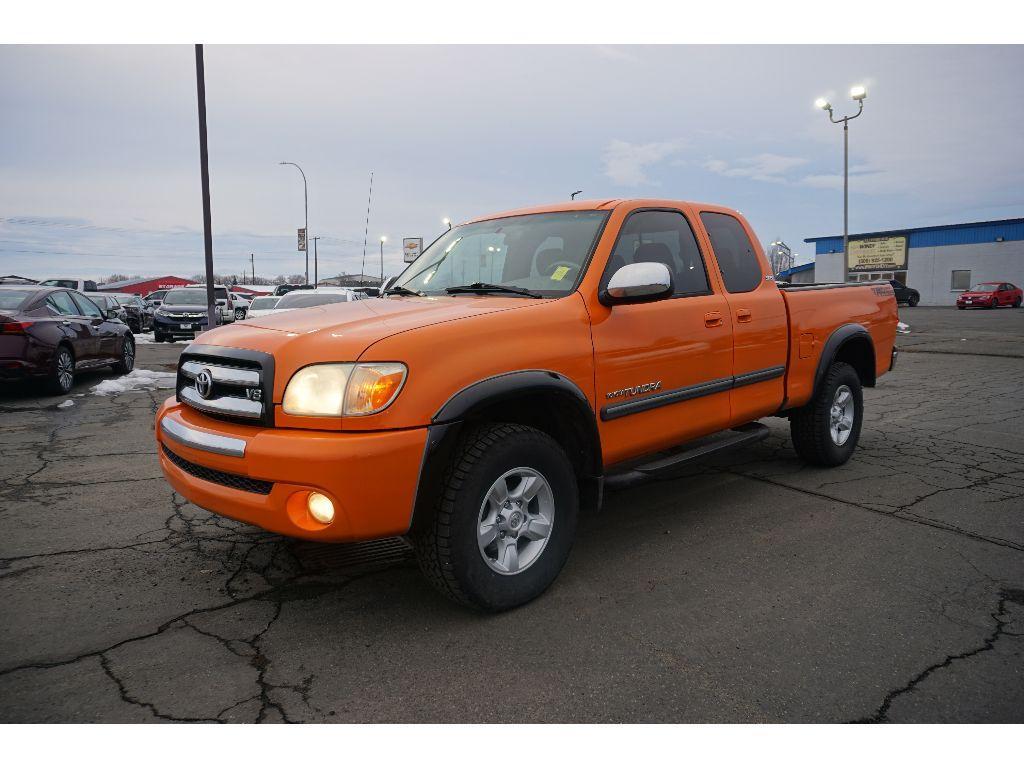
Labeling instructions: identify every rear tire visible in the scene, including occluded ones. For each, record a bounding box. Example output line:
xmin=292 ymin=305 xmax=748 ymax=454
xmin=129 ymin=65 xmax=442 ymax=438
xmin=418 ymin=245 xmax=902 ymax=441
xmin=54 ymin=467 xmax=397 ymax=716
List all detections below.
xmin=411 ymin=423 xmax=578 ymax=612
xmin=48 ymin=346 xmax=75 ymax=395
xmin=789 ymin=362 xmax=863 ymax=467
xmin=154 ymin=332 xmax=167 ymax=343
xmin=111 ymin=335 xmax=135 ymax=375
xmin=907 ymin=295 xmax=919 ymax=307
xmin=1014 ymin=298 xmax=1022 ymax=308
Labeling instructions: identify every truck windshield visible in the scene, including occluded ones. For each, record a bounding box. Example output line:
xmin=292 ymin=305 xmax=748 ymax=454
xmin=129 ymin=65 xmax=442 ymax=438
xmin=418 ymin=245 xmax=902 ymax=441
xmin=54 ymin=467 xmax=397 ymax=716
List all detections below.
xmin=394 ymin=211 xmax=608 ymax=297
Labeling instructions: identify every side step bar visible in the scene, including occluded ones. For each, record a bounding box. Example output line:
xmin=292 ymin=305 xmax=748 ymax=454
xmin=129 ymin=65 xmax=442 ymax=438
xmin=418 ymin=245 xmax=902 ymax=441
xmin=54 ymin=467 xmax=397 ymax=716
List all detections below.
xmin=604 ymin=422 xmax=770 ymax=490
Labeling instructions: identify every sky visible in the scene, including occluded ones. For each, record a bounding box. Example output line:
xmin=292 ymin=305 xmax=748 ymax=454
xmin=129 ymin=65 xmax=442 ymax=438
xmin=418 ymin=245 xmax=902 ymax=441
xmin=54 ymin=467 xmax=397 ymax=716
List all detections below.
xmin=1 ymin=44 xmax=1022 ymax=283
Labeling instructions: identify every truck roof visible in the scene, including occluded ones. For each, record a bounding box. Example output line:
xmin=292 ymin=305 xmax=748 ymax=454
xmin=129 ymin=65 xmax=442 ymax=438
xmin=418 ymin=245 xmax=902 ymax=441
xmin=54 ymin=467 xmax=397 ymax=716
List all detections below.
xmin=465 ymin=198 xmax=742 ymax=225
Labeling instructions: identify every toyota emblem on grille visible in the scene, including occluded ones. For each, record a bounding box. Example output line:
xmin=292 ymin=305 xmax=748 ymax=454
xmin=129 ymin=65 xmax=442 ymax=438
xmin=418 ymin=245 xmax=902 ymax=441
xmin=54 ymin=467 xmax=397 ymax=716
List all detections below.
xmin=195 ymin=368 xmax=214 ymax=399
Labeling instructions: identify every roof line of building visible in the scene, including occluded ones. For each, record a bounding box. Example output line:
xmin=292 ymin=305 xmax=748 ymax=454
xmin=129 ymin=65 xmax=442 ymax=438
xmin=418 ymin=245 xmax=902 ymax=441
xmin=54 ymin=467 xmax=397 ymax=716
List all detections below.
xmin=804 ymin=217 xmax=1024 ymax=243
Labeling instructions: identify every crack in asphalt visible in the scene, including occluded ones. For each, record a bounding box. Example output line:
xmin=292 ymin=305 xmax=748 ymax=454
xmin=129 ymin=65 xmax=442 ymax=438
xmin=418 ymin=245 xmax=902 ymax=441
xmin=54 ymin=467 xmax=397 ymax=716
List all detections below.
xmin=854 ymin=587 xmax=1024 ymax=723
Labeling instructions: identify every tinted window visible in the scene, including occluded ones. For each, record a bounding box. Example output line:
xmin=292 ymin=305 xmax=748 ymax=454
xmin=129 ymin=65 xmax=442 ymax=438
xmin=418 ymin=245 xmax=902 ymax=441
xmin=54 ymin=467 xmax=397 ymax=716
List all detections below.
xmin=85 ymin=281 xmax=98 ymax=292
xmin=71 ymin=292 xmax=104 ymax=318
xmin=42 ymin=279 xmax=77 ymax=289
xmin=0 ymin=289 xmax=34 ymax=310
xmin=47 ymin=291 xmax=81 ymax=316
xmin=607 ymin=210 xmax=710 ymax=296
xmin=700 ymin=212 xmax=763 ymax=293
xmin=164 ymin=289 xmax=208 ymax=304
xmin=276 ymin=293 xmax=351 ymax=309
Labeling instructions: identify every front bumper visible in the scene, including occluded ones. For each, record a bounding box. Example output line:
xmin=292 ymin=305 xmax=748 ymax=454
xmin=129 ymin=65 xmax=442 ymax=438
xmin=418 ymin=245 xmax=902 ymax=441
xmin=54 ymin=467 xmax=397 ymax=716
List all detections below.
xmin=155 ymin=399 xmax=428 ymax=542
xmin=154 ymin=316 xmax=207 ymax=336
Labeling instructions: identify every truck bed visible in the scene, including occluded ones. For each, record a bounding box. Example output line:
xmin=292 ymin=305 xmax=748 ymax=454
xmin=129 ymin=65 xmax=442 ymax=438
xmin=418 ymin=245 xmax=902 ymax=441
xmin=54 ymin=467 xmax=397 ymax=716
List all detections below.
xmin=779 ymin=282 xmax=899 ymax=409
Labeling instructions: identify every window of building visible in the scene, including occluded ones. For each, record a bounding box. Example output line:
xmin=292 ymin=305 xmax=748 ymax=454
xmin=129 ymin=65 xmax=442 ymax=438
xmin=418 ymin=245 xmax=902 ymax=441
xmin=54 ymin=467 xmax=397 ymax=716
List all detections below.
xmin=951 ymin=270 xmax=971 ymax=291
xmin=608 ymin=210 xmax=710 ymax=296
xmin=699 ymin=212 xmax=762 ymax=293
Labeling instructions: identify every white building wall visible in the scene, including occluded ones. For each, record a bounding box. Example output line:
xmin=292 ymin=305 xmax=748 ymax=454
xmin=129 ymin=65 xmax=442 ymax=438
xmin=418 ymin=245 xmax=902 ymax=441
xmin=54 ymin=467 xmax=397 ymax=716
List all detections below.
xmin=809 ymin=240 xmax=1024 ymax=305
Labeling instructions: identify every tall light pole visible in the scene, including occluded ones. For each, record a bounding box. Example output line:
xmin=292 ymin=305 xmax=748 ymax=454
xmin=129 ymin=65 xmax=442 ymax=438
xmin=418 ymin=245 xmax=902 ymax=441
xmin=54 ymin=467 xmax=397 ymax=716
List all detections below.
xmin=571 ymin=190 xmax=582 ymax=200
xmin=379 ymin=235 xmax=387 ymax=285
xmin=279 ymin=161 xmax=308 ymax=284
xmin=442 ymin=217 xmax=452 ymax=232
xmin=311 ymin=236 xmax=320 ymax=286
xmin=815 ymin=85 xmax=867 ymax=283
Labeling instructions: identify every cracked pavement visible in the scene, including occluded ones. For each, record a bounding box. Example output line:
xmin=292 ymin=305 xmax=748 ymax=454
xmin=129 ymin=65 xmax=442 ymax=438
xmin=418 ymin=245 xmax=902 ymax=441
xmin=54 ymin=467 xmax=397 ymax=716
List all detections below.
xmin=0 ymin=307 xmax=1022 ymax=722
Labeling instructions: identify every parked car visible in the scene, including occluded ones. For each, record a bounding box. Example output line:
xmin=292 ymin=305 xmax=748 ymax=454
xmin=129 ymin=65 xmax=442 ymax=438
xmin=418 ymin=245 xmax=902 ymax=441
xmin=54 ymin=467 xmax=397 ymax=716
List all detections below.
xmin=152 ymin=288 xmax=222 ymax=342
xmin=0 ymin=285 xmax=135 ymax=394
xmin=888 ymin=280 xmax=920 ymax=307
xmin=156 ymin=198 xmax=899 ymax=611
xmin=228 ymin=292 xmax=251 ymax=320
xmin=108 ymin=293 xmax=153 ymax=332
xmin=40 ymin=278 xmax=99 ymax=292
xmin=84 ymin=293 xmax=129 ymax=326
xmin=272 ymin=283 xmax=314 ymax=297
xmin=956 ymin=282 xmax=1022 ymax=309
xmin=143 ymin=289 xmax=169 ymax=308
xmin=184 ymin=284 xmax=235 ymax=323
xmin=244 ymin=295 xmax=281 ymax=318
xmin=242 ymin=287 xmax=361 ymax=318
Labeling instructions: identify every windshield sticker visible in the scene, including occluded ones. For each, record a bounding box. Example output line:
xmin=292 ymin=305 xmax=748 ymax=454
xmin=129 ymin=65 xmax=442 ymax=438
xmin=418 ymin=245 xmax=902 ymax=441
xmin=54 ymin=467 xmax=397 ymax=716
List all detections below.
xmin=551 ymin=266 xmax=570 ymax=281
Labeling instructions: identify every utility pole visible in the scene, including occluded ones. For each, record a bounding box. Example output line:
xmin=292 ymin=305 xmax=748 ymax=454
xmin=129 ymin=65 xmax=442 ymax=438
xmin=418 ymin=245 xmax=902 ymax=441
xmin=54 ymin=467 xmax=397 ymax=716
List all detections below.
xmin=194 ymin=44 xmax=217 ymax=333
xmin=361 ymin=172 xmax=374 ymax=281
xmin=250 ymin=253 xmax=255 ymax=284
xmin=311 ymin=236 xmax=320 ymax=286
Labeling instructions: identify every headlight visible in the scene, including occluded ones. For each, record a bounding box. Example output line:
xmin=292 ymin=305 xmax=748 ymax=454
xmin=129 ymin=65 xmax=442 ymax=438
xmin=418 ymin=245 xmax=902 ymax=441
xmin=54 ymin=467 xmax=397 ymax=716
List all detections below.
xmin=282 ymin=362 xmax=407 ymax=417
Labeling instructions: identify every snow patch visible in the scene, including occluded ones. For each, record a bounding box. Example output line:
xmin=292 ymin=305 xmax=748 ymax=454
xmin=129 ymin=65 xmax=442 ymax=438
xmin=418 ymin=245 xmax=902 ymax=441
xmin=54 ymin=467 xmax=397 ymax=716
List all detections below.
xmin=135 ymin=332 xmax=189 ymax=345
xmin=57 ymin=399 xmax=75 ymax=409
xmin=91 ymin=369 xmax=176 ymax=396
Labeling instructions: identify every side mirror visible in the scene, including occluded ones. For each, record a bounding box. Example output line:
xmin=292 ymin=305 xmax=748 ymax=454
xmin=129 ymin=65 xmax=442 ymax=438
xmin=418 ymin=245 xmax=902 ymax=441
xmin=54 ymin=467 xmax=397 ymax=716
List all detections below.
xmin=105 ymin=308 xmax=120 ymax=320
xmin=601 ymin=262 xmax=673 ymax=305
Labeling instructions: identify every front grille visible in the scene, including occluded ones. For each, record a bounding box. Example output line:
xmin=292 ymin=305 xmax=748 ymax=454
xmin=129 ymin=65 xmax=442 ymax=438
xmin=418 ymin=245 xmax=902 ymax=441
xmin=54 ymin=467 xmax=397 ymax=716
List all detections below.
xmin=176 ymin=344 xmax=275 ymax=426
xmin=162 ymin=444 xmax=273 ymax=495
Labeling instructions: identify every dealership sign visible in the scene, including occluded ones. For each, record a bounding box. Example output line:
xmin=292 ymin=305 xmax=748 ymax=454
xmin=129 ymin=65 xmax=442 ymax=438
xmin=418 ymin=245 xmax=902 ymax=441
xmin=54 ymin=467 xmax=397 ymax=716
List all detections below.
xmin=297 ymin=228 xmax=307 ymax=252
xmin=403 ymin=237 xmax=423 ymax=263
xmin=848 ymin=235 xmax=907 ymax=272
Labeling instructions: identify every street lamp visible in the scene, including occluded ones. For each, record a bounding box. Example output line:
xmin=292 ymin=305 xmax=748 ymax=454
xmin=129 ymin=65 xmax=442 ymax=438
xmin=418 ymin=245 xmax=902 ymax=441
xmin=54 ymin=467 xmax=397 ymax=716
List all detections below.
xmin=379 ymin=235 xmax=387 ymax=285
xmin=571 ymin=190 xmax=583 ymax=200
xmin=279 ymin=161 xmax=309 ymax=284
xmin=442 ymin=217 xmax=451 ymax=232
xmin=815 ymin=85 xmax=867 ymax=283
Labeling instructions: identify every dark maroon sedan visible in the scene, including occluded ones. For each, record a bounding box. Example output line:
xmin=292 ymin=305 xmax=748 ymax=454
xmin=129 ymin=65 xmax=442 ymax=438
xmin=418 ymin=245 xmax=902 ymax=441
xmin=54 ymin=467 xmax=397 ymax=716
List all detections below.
xmin=0 ymin=285 xmax=135 ymax=395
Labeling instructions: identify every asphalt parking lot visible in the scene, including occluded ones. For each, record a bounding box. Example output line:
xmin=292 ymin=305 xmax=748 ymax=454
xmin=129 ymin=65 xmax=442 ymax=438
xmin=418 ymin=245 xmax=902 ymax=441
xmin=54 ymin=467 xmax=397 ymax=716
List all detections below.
xmin=0 ymin=307 xmax=1022 ymax=723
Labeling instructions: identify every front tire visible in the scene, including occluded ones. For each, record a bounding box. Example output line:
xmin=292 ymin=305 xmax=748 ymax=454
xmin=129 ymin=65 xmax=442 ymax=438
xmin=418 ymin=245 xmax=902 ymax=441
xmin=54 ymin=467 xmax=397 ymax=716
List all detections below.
xmin=234 ymin=308 xmax=246 ymax=320
xmin=412 ymin=423 xmax=579 ymax=612
xmin=112 ymin=335 xmax=135 ymax=375
xmin=907 ymin=294 xmax=919 ymax=307
xmin=789 ymin=362 xmax=863 ymax=467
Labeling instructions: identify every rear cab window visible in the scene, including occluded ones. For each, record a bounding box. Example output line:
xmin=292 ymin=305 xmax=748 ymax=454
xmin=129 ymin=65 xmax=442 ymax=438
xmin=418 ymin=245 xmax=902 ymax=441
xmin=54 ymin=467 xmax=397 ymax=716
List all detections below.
xmin=46 ymin=291 xmax=81 ymax=316
xmin=604 ymin=209 xmax=711 ymax=297
xmin=699 ymin=212 xmax=764 ymax=293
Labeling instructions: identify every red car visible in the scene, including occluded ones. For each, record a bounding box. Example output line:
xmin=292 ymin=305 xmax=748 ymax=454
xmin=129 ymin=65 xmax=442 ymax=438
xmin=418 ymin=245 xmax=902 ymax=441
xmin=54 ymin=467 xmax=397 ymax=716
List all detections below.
xmin=956 ymin=282 xmax=1022 ymax=309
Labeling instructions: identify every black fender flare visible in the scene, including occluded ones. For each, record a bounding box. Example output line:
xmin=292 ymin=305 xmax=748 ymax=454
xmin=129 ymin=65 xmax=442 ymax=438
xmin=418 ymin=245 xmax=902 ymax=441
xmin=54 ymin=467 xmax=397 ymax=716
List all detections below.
xmin=409 ymin=370 xmax=603 ymax=532
xmin=814 ymin=323 xmax=875 ymax=393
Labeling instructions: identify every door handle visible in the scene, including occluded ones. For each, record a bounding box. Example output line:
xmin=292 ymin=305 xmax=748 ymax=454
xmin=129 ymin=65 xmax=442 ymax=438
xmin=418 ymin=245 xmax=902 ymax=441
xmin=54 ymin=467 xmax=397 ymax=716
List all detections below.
xmin=736 ymin=309 xmax=753 ymax=323
xmin=704 ymin=311 xmax=723 ymax=328
xmin=59 ymin=320 xmax=71 ymax=326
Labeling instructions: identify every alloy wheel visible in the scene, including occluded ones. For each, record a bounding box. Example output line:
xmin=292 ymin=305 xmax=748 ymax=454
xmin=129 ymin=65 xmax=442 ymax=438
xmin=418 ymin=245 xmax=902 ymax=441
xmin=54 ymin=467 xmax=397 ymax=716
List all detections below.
xmin=123 ymin=338 xmax=135 ymax=371
xmin=57 ymin=350 xmax=74 ymax=392
xmin=829 ymin=385 xmax=855 ymax=446
xmin=477 ymin=467 xmax=555 ymax=575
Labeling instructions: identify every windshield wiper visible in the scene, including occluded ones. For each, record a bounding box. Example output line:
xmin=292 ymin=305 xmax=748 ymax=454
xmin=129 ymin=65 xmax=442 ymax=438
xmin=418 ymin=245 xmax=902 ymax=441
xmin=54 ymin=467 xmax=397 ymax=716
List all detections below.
xmin=383 ymin=285 xmax=423 ymax=297
xmin=445 ymin=282 xmax=542 ymax=298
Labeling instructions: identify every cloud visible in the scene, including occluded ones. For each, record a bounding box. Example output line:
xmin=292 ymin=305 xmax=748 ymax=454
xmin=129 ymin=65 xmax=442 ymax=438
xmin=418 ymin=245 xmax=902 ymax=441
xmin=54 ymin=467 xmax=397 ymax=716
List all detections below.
xmin=703 ymin=153 xmax=809 ymax=183
xmin=602 ymin=139 xmax=687 ymax=186
xmin=593 ymin=45 xmax=641 ymax=64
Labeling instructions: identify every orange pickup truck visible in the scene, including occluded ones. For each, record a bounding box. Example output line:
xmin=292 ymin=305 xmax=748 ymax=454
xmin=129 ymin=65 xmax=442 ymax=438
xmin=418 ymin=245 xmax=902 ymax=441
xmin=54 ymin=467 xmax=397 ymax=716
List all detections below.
xmin=156 ymin=199 xmax=898 ymax=610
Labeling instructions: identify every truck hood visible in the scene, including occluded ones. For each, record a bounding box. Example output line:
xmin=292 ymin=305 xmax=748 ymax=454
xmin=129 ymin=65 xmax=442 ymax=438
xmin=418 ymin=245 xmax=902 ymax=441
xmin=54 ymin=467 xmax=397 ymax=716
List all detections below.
xmin=191 ymin=294 xmax=549 ymax=365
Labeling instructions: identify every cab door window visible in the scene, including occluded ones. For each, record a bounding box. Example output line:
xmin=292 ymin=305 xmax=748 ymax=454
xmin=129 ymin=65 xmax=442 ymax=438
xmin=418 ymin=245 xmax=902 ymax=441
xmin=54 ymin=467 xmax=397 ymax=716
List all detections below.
xmin=699 ymin=212 xmax=763 ymax=293
xmin=605 ymin=210 xmax=710 ymax=296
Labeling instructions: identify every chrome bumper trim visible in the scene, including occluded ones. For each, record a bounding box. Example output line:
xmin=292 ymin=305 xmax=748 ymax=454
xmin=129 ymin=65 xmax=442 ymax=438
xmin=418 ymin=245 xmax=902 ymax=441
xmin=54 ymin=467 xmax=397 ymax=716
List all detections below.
xmin=160 ymin=415 xmax=247 ymax=458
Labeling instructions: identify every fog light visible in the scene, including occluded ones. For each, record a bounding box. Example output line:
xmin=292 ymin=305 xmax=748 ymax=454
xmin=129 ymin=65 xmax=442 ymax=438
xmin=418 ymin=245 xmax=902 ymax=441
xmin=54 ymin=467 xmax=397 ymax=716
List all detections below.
xmin=307 ymin=492 xmax=335 ymax=524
